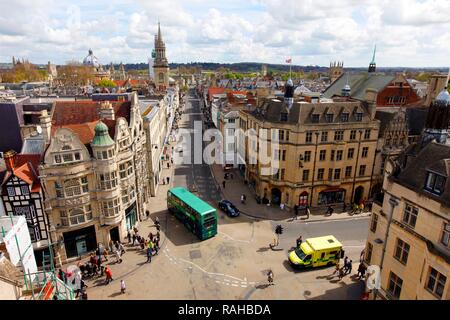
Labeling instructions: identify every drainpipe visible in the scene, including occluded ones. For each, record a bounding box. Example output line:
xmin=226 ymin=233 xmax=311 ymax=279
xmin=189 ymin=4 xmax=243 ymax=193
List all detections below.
xmin=351 ymin=130 xmax=364 ymax=204
xmin=374 ymin=195 xmax=399 ymax=300
xmin=309 ymin=132 xmax=320 ymax=207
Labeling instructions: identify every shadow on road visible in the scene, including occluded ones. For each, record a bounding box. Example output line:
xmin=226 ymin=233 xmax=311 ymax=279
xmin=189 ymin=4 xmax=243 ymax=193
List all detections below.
xmin=308 ymin=281 xmax=365 ymax=300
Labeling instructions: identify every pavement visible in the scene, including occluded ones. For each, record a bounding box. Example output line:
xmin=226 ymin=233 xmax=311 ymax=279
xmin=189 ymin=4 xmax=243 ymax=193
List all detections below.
xmin=209 ymin=163 xmax=371 ymax=223
xmin=75 ymin=90 xmax=368 ymax=300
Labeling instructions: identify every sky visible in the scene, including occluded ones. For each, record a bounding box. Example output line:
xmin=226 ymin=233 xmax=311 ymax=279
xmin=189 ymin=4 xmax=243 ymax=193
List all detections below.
xmin=0 ymin=0 xmax=449 ymax=67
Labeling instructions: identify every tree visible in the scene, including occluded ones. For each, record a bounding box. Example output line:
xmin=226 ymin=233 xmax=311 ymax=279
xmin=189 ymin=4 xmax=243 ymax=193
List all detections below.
xmin=57 ymin=63 xmax=95 ymax=86
xmin=0 ymin=62 xmax=47 ymax=83
xmin=97 ymin=78 xmax=117 ymax=88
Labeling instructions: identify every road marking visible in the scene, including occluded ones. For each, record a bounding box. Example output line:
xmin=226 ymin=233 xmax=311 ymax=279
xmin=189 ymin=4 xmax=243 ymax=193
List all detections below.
xmin=232 ymin=284 xmax=239 ymax=287
xmin=218 ymin=231 xmax=252 ymax=243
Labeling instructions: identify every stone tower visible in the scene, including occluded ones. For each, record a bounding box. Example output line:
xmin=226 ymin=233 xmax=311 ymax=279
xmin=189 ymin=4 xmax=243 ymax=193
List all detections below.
xmin=153 ymin=22 xmax=170 ymax=90
xmin=425 ymin=72 xmax=449 ymax=107
xmin=329 ymin=61 xmax=344 ymax=83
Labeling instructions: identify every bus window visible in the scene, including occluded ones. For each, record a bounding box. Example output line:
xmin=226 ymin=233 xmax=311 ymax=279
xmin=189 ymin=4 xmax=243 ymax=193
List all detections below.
xmin=305 ymin=255 xmax=312 ymax=262
xmin=203 ymin=217 xmax=215 ymax=229
xmin=321 ymin=252 xmax=325 ymax=259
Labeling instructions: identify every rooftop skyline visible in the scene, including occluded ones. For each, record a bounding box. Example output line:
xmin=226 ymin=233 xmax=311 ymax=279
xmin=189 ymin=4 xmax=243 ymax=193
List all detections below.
xmin=0 ymin=0 xmax=449 ymax=67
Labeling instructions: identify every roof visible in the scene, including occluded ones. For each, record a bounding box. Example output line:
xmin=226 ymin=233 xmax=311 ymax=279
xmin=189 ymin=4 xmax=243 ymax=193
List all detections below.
xmin=91 ymin=121 xmax=114 ymax=147
xmin=169 ymin=187 xmax=216 ymax=215
xmin=306 ymin=236 xmax=343 ymax=251
xmin=51 ymin=100 xmax=132 ymax=145
xmin=323 ymin=72 xmax=394 ymax=101
xmin=1 ymin=154 xmax=41 ymax=193
xmin=394 ymin=142 xmax=450 ymax=207
xmin=21 ymin=134 xmax=45 ymax=154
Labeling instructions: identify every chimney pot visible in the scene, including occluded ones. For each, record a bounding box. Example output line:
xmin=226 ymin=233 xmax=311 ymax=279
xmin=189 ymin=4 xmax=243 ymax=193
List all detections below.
xmin=4 ymin=150 xmax=17 ymax=171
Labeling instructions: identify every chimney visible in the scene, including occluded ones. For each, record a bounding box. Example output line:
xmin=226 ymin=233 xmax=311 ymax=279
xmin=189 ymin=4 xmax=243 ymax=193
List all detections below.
xmin=100 ymin=101 xmax=115 ymax=120
xmin=39 ymin=110 xmax=52 ymax=144
xmin=365 ymin=88 xmax=378 ymax=119
xmin=4 ymin=150 xmax=17 ymax=172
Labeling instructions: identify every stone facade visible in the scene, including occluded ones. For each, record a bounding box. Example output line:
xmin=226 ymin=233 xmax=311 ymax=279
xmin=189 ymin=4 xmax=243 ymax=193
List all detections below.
xmin=38 ymin=93 xmax=149 ymax=264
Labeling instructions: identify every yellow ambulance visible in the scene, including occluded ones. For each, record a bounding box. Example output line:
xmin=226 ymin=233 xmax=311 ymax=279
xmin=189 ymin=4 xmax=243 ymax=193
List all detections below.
xmin=288 ymin=235 xmax=344 ymax=268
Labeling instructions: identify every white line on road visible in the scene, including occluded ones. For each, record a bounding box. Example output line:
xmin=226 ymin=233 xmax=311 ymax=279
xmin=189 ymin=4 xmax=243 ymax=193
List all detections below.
xmin=218 ymin=231 xmax=252 ymax=243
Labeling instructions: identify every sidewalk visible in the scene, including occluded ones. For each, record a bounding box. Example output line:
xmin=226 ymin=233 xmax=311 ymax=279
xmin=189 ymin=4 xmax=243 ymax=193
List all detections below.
xmin=209 ymin=164 xmax=371 ymax=222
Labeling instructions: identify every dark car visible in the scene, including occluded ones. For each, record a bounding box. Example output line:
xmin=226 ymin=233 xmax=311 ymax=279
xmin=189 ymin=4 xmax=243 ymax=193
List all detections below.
xmin=218 ymin=200 xmax=240 ymax=217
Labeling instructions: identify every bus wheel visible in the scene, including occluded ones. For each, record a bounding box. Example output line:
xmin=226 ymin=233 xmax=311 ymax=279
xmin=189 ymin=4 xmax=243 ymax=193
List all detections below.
xmin=327 ymin=261 xmax=334 ymax=267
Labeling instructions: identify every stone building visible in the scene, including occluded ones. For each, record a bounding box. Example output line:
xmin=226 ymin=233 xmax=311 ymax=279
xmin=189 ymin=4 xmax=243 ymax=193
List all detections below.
xmin=329 ymin=61 xmax=344 ymax=84
xmin=364 ymin=88 xmax=450 ymax=300
xmin=237 ymin=80 xmax=380 ymax=209
xmin=424 ymin=73 xmax=449 ymax=107
xmin=153 ymin=23 xmax=170 ymax=91
xmin=37 ymin=92 xmax=149 ymax=263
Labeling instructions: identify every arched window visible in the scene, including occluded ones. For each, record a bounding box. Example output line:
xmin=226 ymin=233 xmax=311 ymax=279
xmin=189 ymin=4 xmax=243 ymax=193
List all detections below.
xmin=299 ymin=191 xmax=308 ymax=207
xmin=64 ymin=179 xmax=81 ymax=197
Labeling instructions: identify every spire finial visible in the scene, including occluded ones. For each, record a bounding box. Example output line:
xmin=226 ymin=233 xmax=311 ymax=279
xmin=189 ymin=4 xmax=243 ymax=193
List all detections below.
xmin=371 ymin=44 xmax=377 ymax=64
xmin=158 ymin=20 xmax=162 ymax=42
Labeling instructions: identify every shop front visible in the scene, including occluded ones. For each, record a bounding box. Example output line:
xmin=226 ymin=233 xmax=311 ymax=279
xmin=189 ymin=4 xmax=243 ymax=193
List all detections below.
xmin=125 ymin=202 xmax=137 ymax=231
xmin=63 ymin=225 xmax=97 ymax=259
xmin=318 ymin=188 xmax=346 ymax=205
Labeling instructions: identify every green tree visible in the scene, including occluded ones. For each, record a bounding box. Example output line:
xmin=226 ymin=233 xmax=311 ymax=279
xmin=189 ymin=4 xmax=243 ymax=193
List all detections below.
xmin=97 ymin=78 xmax=117 ymax=88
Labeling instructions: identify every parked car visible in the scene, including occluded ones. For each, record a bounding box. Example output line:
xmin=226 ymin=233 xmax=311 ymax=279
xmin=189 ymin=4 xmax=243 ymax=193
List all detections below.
xmin=218 ymin=200 xmax=240 ymax=217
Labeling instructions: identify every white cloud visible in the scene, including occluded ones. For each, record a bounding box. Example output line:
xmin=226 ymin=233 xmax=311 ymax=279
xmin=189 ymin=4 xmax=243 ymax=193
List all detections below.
xmin=0 ymin=0 xmax=448 ymax=67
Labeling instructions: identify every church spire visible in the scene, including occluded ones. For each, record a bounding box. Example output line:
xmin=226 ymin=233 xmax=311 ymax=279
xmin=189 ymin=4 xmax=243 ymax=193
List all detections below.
xmin=368 ymin=45 xmax=376 ymax=73
xmin=158 ymin=21 xmax=162 ymax=43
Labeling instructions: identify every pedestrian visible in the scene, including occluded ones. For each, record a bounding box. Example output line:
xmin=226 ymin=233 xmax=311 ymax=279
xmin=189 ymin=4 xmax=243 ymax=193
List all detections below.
xmin=149 ymin=232 xmax=154 ymax=241
xmin=357 ymin=262 xmax=367 ymax=279
xmin=296 ymin=235 xmax=303 ymax=248
xmin=97 ymin=254 xmax=103 ymax=276
xmin=333 ymin=263 xmax=340 ymax=276
xmin=171 ymin=158 xmax=173 ymax=165
xmin=118 ymin=242 xmax=126 ymax=255
xmin=293 ymin=204 xmax=299 ymax=220
xmin=146 ymin=245 xmax=153 ymax=263
xmin=132 ymin=233 xmax=136 ymax=245
xmin=115 ymin=249 xmax=123 ymax=264
xmin=120 ymin=280 xmax=126 ymax=294
xmin=109 ymin=239 xmax=114 ymax=253
xmin=166 ymin=176 xmax=170 ymax=184
xmin=338 ymin=267 xmax=344 ymax=280
xmin=343 ymin=256 xmax=349 ymax=272
xmin=306 ymin=205 xmax=311 ymax=219
xmin=153 ymin=239 xmax=159 ymax=255
xmin=346 ymin=260 xmax=353 ymax=275
xmin=360 ymin=249 xmax=365 ymax=263
xmin=104 ymin=267 xmax=113 ymax=285
xmin=103 ymin=248 xmax=109 ymax=262
xmin=280 ymin=202 xmax=285 ymax=210
xmin=267 ymin=270 xmax=274 ymax=285
xmin=167 ymin=162 xmax=170 ymax=169
xmin=127 ymin=230 xmax=131 ymax=244
xmin=222 ymin=180 xmax=226 ymax=189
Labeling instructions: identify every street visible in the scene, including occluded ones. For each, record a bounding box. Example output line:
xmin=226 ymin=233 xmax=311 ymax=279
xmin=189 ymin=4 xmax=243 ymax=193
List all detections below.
xmin=86 ymin=90 xmax=368 ymax=300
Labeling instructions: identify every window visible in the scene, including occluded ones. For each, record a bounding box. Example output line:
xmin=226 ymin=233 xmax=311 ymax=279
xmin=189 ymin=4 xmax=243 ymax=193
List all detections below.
xmin=99 ymin=172 xmax=117 ymax=190
xmin=370 ymin=213 xmax=378 ymax=232
xmin=348 ymin=148 xmax=354 ymax=159
xmin=54 ymin=154 xmax=61 ymax=164
xmin=362 ymin=147 xmax=369 ymax=158
xmin=426 ymin=267 xmax=447 ymax=299
xmin=7 ymin=187 xmax=15 ymax=197
xmin=280 ymin=169 xmax=285 ymax=180
xmin=64 ymin=179 xmax=82 ymax=197
xmin=55 ymin=182 xmax=64 ymax=198
xmin=340 ymin=113 xmax=349 ymax=122
xmin=286 ymin=131 xmax=290 ymax=141
xmin=334 ymin=169 xmax=341 ymax=180
xmin=325 ymin=113 xmax=333 ymax=123
xmin=345 ymin=166 xmax=352 ymax=178
xmin=355 ymin=113 xmax=363 ymax=122
xmin=359 ymin=165 xmax=366 ymax=176
xmin=279 ymin=130 xmax=285 ymax=141
xmin=328 ymin=168 xmax=333 ymax=181
xmin=388 ymin=272 xmax=403 ymax=299
xmin=350 ymin=130 xmax=356 ymax=141
xmin=364 ymin=129 xmax=371 ymax=140
xmin=441 ymin=223 xmax=450 ymax=248
xmin=302 ymin=170 xmax=310 ymax=182
xmin=317 ymin=168 xmax=324 ymax=181
xmin=311 ymin=114 xmax=320 ymax=123
xmin=330 ymin=150 xmax=335 ymax=161
xmin=303 ymin=151 xmax=311 ymax=162
xmin=74 ymin=152 xmax=81 ymax=161
xmin=319 ymin=150 xmax=326 ymax=161
xmin=60 ymin=206 xmax=92 ymax=227
xmin=306 ymin=131 xmax=313 ymax=143
xmin=102 ymin=198 xmax=120 ymax=217
xmin=394 ymin=238 xmax=410 ymax=264
xmin=402 ymin=204 xmax=418 ymax=228
xmin=365 ymin=242 xmax=373 ymax=264
xmin=425 ymin=172 xmax=446 ymax=195
xmin=334 ymin=130 xmax=344 ymax=141
xmin=281 ymin=150 xmax=286 ymax=161
xmin=63 ymin=153 xmax=74 ymax=162
xmin=321 ymin=131 xmax=328 ymax=142
xmin=21 ymin=185 xmax=29 ymax=195
xmin=119 ymin=163 xmax=127 ymax=179
xmin=336 ymin=150 xmax=343 ymax=161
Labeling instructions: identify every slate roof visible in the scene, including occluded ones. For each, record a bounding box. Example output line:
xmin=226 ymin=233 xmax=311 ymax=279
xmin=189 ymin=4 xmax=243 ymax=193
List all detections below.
xmin=394 ymin=142 xmax=450 ymax=207
xmin=323 ymin=72 xmax=394 ymax=100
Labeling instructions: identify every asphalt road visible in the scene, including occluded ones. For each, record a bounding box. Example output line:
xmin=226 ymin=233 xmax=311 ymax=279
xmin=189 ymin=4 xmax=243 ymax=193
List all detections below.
xmin=173 ymin=90 xmax=221 ymax=203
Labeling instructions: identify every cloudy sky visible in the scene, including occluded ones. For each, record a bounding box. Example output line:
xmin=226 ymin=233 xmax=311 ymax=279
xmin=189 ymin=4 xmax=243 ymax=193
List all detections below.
xmin=0 ymin=0 xmax=449 ymax=67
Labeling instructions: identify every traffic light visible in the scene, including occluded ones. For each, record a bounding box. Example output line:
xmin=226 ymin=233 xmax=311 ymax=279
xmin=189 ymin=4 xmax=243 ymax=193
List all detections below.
xmin=275 ymin=225 xmax=284 ymax=235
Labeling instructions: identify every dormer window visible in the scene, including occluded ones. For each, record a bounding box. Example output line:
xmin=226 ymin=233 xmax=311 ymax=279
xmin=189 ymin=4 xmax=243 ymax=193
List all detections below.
xmin=325 ymin=113 xmax=333 ymax=123
xmin=425 ymin=172 xmax=446 ymax=195
xmin=280 ymin=112 xmax=288 ymax=122
xmin=355 ymin=113 xmax=363 ymax=122
xmin=311 ymin=114 xmax=320 ymax=123
xmin=340 ymin=113 xmax=349 ymax=122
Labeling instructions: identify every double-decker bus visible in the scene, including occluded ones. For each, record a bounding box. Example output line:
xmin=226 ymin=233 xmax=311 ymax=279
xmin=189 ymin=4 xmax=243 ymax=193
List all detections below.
xmin=167 ymin=187 xmax=217 ymax=240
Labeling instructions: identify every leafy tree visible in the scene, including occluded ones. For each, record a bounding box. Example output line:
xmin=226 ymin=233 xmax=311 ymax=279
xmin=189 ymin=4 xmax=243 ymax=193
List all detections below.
xmin=57 ymin=63 xmax=95 ymax=86
xmin=0 ymin=62 xmax=47 ymax=83
xmin=97 ymin=78 xmax=117 ymax=88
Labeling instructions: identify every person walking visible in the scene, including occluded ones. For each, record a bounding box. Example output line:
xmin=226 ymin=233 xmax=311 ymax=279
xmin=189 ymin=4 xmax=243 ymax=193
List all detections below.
xmin=343 ymin=256 xmax=349 ymax=273
xmin=120 ymin=280 xmax=126 ymax=294
xmin=153 ymin=239 xmax=159 ymax=255
xmin=167 ymin=162 xmax=170 ymax=169
xmin=267 ymin=270 xmax=274 ymax=285
xmin=296 ymin=235 xmax=303 ymax=248
xmin=127 ymin=230 xmax=131 ymax=244
xmin=357 ymin=262 xmax=367 ymax=279
xmin=166 ymin=176 xmax=170 ymax=184
xmin=293 ymin=205 xmax=299 ymax=220
xmin=104 ymin=267 xmax=113 ymax=285
xmin=306 ymin=205 xmax=311 ymax=219
xmin=146 ymin=245 xmax=153 ymax=263
xmin=118 ymin=242 xmax=126 ymax=255
xmin=222 ymin=180 xmax=226 ymax=189
xmin=115 ymin=248 xmax=123 ymax=264
xmin=109 ymin=239 xmax=114 ymax=253
xmin=346 ymin=260 xmax=353 ymax=275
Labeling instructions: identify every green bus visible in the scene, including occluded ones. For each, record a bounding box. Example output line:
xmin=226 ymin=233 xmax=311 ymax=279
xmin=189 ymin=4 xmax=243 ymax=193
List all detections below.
xmin=167 ymin=187 xmax=218 ymax=240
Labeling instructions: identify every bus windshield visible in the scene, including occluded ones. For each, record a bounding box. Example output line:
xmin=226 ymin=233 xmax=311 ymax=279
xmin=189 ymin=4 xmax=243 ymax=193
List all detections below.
xmin=203 ymin=217 xmax=216 ymax=229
